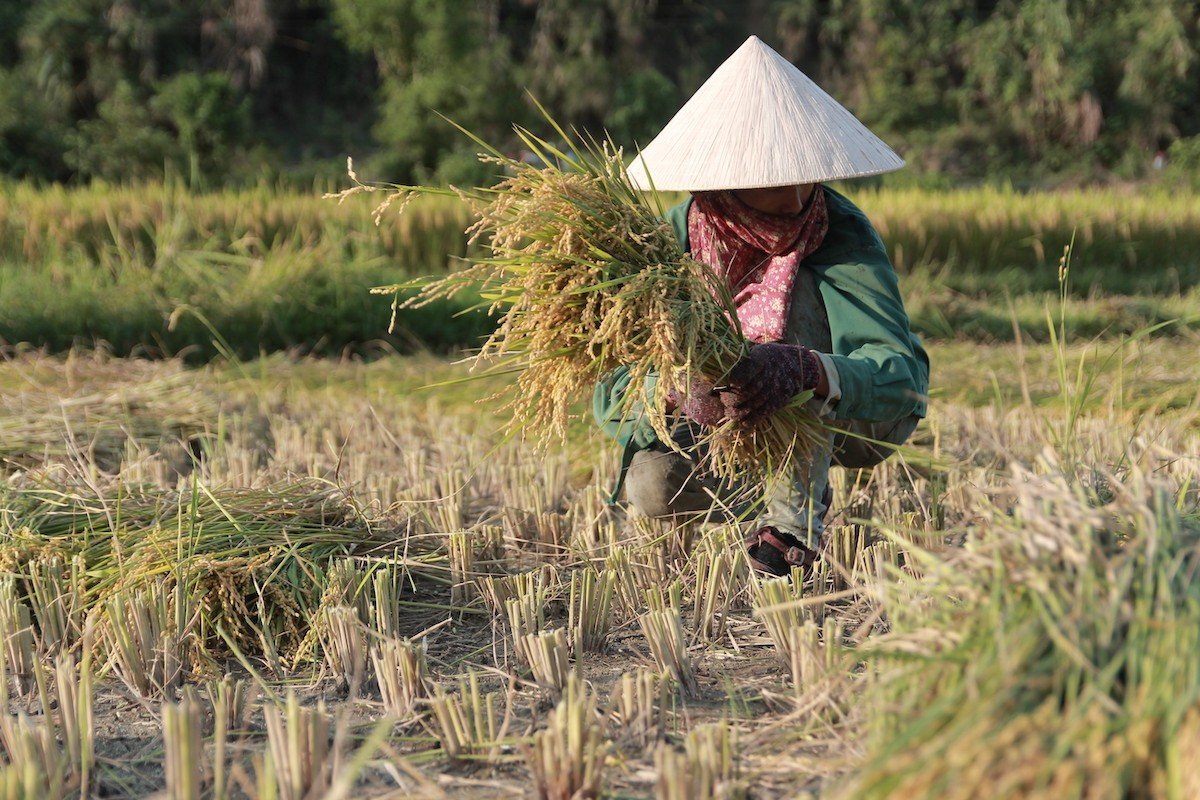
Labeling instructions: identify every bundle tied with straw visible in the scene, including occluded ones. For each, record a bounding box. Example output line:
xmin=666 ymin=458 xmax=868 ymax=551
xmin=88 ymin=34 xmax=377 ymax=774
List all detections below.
xmin=331 ymin=110 xmax=827 ymax=485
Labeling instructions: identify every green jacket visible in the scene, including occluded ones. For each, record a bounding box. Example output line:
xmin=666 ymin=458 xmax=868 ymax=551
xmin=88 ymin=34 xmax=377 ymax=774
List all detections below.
xmin=592 ymin=187 xmax=928 ymax=489
xmin=663 ymin=187 xmax=929 ymax=422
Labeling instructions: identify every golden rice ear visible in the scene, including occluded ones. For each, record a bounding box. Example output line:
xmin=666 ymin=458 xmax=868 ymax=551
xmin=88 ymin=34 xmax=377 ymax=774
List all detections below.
xmin=627 ymin=35 xmax=903 ymax=192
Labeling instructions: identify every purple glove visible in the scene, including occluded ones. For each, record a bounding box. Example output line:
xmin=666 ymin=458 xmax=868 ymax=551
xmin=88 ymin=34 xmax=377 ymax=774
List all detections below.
xmin=669 ymin=378 xmax=725 ymax=427
xmin=718 ymin=343 xmax=821 ymax=423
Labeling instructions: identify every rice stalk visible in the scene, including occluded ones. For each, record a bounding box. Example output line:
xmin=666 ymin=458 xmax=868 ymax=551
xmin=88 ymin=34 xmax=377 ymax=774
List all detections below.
xmin=638 ymin=607 xmax=697 ymax=697
xmin=430 ymin=468 xmax=469 ymax=533
xmin=261 ymin=693 xmax=333 ymax=800
xmin=501 ymin=569 xmax=556 ymax=665
xmin=20 ymin=555 xmax=85 ymax=657
xmin=608 ymin=669 xmax=675 ymax=751
xmin=521 ymin=629 xmax=573 ymax=696
xmin=50 ymin=648 xmax=94 ymax=792
xmin=691 ymin=535 xmax=749 ymax=643
xmin=371 ymin=637 xmax=429 ymax=718
xmin=447 ymin=530 xmax=476 ymax=608
xmin=104 ymin=579 xmax=189 ymax=699
xmin=785 ymin=617 xmax=846 ymax=691
xmin=645 ymin=579 xmax=683 ymax=614
xmin=654 ymin=722 xmax=743 ymax=800
xmin=525 ymin=672 xmax=607 ymax=800
xmin=367 ymin=560 xmax=410 ymax=640
xmin=568 ymin=568 xmax=615 ymax=655
xmin=206 ymin=674 xmax=257 ymax=737
xmin=428 ymin=672 xmax=509 ymax=761
xmin=321 ymin=605 xmax=366 ymax=697
xmin=163 ymin=692 xmax=205 ymax=800
xmin=751 ymin=574 xmax=809 ymax=660
xmin=606 ymin=548 xmax=665 ymax=619
xmin=0 ymin=714 xmax=67 ymax=800
xmin=0 ymin=580 xmax=36 ymax=696
xmin=207 ymin=675 xmax=255 ymax=800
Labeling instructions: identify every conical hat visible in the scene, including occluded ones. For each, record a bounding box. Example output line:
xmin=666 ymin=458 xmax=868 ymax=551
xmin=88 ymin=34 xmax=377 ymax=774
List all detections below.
xmin=626 ymin=36 xmax=904 ymax=191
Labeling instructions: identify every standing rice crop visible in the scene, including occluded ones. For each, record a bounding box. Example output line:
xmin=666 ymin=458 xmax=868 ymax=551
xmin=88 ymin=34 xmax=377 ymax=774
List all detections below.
xmin=333 ymin=112 xmax=827 ymax=485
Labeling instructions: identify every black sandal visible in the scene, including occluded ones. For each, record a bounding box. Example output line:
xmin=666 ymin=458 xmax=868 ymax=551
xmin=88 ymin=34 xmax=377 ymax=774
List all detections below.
xmin=744 ymin=526 xmax=818 ymax=577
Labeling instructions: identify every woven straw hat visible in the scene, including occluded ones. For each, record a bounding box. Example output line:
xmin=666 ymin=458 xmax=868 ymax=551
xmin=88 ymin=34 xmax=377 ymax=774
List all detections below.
xmin=626 ymin=36 xmax=904 ymax=191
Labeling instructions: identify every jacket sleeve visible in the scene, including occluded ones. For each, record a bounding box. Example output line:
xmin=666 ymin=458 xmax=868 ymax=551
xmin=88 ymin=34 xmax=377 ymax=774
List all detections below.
xmin=811 ymin=236 xmax=930 ymax=423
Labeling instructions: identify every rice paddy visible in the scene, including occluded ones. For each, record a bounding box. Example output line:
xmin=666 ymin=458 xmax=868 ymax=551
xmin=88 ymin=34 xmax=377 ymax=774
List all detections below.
xmin=0 ymin=322 xmax=1196 ymax=796
xmin=3 ymin=183 xmax=1198 ymax=358
xmin=1 ymin=173 xmax=1198 ymax=797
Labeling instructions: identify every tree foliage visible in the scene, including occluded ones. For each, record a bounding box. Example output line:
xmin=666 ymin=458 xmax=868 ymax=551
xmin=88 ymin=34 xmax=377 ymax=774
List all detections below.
xmin=0 ymin=0 xmax=1197 ymax=184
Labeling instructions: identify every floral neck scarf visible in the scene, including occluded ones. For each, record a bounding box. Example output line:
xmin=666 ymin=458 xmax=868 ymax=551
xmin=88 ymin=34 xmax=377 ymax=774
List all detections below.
xmin=688 ymin=187 xmax=829 ymax=343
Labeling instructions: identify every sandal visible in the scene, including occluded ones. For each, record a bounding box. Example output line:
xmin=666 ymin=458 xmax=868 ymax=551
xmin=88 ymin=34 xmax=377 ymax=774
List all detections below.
xmin=744 ymin=526 xmax=818 ymax=577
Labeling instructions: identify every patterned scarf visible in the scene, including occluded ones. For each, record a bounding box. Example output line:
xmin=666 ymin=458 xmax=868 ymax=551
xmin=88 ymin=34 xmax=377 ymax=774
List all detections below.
xmin=688 ymin=187 xmax=829 ymax=343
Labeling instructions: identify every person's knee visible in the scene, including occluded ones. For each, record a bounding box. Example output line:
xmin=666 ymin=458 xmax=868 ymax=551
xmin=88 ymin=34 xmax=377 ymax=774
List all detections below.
xmin=624 ymin=449 xmax=712 ymax=518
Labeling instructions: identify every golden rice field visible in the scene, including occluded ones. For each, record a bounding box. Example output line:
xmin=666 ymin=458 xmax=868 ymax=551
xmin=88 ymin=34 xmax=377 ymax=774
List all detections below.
xmin=0 ymin=328 xmax=1197 ymax=798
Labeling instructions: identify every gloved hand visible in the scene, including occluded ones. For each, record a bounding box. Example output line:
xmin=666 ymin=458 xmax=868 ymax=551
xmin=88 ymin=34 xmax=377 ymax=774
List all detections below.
xmin=717 ymin=343 xmax=821 ymax=423
xmin=668 ymin=378 xmax=725 ymax=427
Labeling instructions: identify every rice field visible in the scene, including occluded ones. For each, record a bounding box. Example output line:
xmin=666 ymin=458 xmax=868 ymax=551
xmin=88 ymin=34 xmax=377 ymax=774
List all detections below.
xmin=2 ymin=184 xmax=1198 ymax=357
xmin=0 ymin=326 xmax=1197 ymax=797
xmin=1 ymin=179 xmax=1199 ymax=797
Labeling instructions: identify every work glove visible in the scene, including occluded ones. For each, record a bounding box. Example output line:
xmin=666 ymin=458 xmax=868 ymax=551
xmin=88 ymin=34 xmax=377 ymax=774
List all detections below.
xmin=668 ymin=377 xmax=725 ymax=427
xmin=718 ymin=342 xmax=821 ymax=424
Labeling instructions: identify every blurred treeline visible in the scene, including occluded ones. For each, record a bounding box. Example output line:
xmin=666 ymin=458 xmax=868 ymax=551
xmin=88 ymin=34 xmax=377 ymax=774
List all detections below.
xmin=1 ymin=0 xmax=1199 ymax=188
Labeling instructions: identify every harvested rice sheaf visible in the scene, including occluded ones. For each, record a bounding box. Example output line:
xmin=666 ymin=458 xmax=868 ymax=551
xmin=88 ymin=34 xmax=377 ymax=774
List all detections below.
xmin=341 ymin=120 xmax=827 ymax=485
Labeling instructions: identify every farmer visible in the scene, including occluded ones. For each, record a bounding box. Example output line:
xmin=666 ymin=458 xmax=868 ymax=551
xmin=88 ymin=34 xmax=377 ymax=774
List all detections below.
xmin=594 ymin=36 xmax=929 ymax=576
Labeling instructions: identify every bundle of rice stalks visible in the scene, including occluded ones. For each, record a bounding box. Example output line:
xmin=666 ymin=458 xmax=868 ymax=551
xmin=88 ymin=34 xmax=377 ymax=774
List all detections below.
xmin=340 ymin=113 xmax=826 ymax=485
xmin=842 ymin=465 xmax=1200 ymax=799
xmin=752 ymin=574 xmax=810 ymax=659
xmin=447 ymin=530 xmax=476 ymax=607
xmin=207 ymin=674 xmax=254 ymax=797
xmin=479 ymin=565 xmax=559 ymax=618
xmin=525 ymin=672 xmax=607 ymax=800
xmin=0 ymin=478 xmax=411 ymax=667
xmin=691 ymin=533 xmax=750 ymax=643
xmin=500 ymin=569 xmax=559 ymax=666
xmin=786 ymin=617 xmax=845 ymax=690
xmin=606 ymin=547 xmax=666 ymax=620
xmin=50 ymin=650 xmax=94 ymax=792
xmin=367 ymin=561 xmax=413 ymax=640
xmin=0 ymin=621 xmax=95 ymax=796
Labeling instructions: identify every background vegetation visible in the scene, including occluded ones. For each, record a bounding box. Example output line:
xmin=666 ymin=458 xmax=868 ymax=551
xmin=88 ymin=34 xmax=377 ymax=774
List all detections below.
xmin=2 ymin=0 xmax=1200 ymax=188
